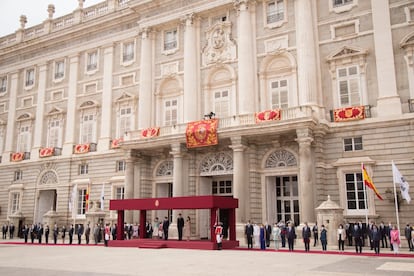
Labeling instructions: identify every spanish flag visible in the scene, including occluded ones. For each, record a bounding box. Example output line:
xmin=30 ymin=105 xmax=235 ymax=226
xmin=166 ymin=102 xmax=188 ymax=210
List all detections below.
xmin=85 ymin=185 xmax=90 ymax=211
xmin=362 ymin=164 xmax=383 ymax=200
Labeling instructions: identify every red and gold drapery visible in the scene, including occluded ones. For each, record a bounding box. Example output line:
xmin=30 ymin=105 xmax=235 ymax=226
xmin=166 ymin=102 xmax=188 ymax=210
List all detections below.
xmin=111 ymin=138 xmax=123 ymax=149
xmin=186 ymin=119 xmax=218 ymax=148
xmin=74 ymin=143 xmax=90 ymax=154
xmin=255 ymin=109 xmax=281 ymax=123
xmin=39 ymin=147 xmax=54 ymax=158
xmin=334 ymin=106 xmax=365 ymax=122
xmin=141 ymin=127 xmax=160 ymax=138
xmin=11 ymin=152 xmax=24 ymax=162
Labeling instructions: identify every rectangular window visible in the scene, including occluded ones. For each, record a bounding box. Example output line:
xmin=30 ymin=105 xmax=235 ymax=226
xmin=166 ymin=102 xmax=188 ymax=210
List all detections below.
xmin=116 ymin=187 xmax=125 ymax=199
xmin=270 ymin=79 xmax=288 ymax=109
xmin=164 ymin=99 xmax=178 ymax=126
xmin=267 ymin=0 xmax=284 ymax=24
xmin=212 ymin=180 xmax=232 ymax=195
xmin=77 ymin=189 xmax=87 ymax=215
xmin=14 ymin=170 xmax=23 ymax=181
xmin=81 ymin=114 xmax=95 ymax=144
xmin=25 ymin=69 xmax=35 ymax=86
xmin=116 ymin=160 xmax=126 ymax=172
xmin=122 ymin=42 xmax=134 ymax=62
xmin=337 ymin=65 xmax=360 ymax=107
xmin=333 ymin=0 xmax=353 ymax=7
xmin=47 ymin=119 xmax=62 ymax=148
xmin=0 ymin=76 xmax=7 ymax=92
xmin=87 ymin=51 xmax=98 ymax=71
xmin=345 ymin=172 xmax=366 ymax=210
xmin=17 ymin=125 xmax=31 ymax=152
xmin=164 ymin=29 xmax=177 ymax=51
xmin=11 ymin=193 xmax=20 ymax=213
xmin=79 ymin=164 xmax=89 ymax=175
xmin=343 ymin=137 xmax=363 ymax=152
xmin=54 ymin=60 xmax=65 ymax=79
xmin=119 ymin=107 xmax=132 ymax=137
xmin=214 ymin=90 xmax=230 ymax=118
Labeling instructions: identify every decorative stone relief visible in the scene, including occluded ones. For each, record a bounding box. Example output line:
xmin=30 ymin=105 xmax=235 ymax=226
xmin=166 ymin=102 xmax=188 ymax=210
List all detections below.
xmin=264 ymin=36 xmax=288 ymax=53
xmin=200 ymin=152 xmax=233 ymax=176
xmin=202 ymin=22 xmax=237 ymax=66
xmin=161 ymin=62 xmax=179 ymax=77
xmin=40 ymin=170 xmax=58 ymax=185
xmin=265 ymin=149 xmax=297 ymax=168
xmin=156 ymin=160 xmax=174 ymax=176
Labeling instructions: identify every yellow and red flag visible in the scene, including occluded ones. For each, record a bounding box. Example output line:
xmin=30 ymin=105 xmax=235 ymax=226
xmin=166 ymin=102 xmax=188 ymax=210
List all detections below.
xmin=85 ymin=185 xmax=90 ymax=211
xmin=362 ymin=164 xmax=383 ymax=200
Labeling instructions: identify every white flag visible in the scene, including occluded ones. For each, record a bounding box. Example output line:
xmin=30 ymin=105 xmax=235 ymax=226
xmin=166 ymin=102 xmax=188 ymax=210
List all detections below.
xmin=69 ymin=184 xmax=77 ymax=211
xmin=100 ymin=183 xmax=105 ymax=210
xmin=392 ymin=162 xmax=411 ymax=203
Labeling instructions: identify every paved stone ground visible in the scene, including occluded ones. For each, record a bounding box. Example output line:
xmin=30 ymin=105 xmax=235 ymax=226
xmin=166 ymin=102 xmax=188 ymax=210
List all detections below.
xmin=0 ymin=239 xmax=413 ymax=276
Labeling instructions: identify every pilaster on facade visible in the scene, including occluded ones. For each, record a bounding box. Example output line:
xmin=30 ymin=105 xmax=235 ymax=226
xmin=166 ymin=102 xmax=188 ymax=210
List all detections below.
xmin=401 ymin=32 xmax=414 ymax=104
xmin=371 ymin=0 xmax=402 ymax=116
xmin=234 ymin=0 xmax=257 ymax=115
xmin=229 ymin=136 xmax=248 ymax=223
xmin=3 ymin=72 xmax=19 ymax=163
xmin=295 ymin=128 xmax=315 ymax=224
xmin=124 ymin=149 xmax=140 ymax=223
xmin=98 ymin=45 xmax=114 ymax=152
xmin=182 ymin=13 xmax=200 ymax=123
xmin=138 ymin=27 xmax=154 ymax=130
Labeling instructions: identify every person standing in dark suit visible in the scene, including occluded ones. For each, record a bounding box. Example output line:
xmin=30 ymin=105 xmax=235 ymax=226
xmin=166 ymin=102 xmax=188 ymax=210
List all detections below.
xmin=312 ymin=223 xmax=319 ymax=247
xmin=320 ymin=225 xmax=328 ymax=251
xmin=2 ymin=223 xmax=8 ymax=239
xmin=162 ymin=216 xmax=170 ymax=240
xmin=111 ymin=223 xmax=117 ymax=241
xmin=30 ymin=224 xmax=36 ymax=243
xmin=85 ymin=223 xmax=91 ymax=245
xmin=379 ymin=221 xmax=388 ymax=248
xmin=245 ymin=221 xmax=254 ymax=249
xmin=68 ymin=224 xmax=74 ymax=245
xmin=77 ymin=224 xmax=84 ymax=244
xmin=353 ymin=223 xmax=363 ymax=254
xmin=44 ymin=224 xmax=50 ymax=244
xmin=9 ymin=223 xmax=15 ymax=239
xmin=177 ymin=214 xmax=184 ymax=241
xmin=53 ymin=224 xmax=59 ymax=244
xmin=286 ymin=222 xmax=296 ymax=251
xmin=23 ymin=224 xmax=29 ymax=243
xmin=371 ymin=224 xmax=381 ymax=255
xmin=61 ymin=225 xmax=66 ymax=244
xmin=265 ymin=222 xmax=272 ymax=248
xmin=37 ymin=224 xmax=44 ymax=244
xmin=302 ymin=222 xmax=311 ymax=252
xmin=405 ymin=224 xmax=413 ymax=251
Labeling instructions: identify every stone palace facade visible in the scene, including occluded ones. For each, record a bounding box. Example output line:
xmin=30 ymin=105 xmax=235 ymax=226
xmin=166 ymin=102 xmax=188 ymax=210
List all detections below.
xmin=0 ymin=0 xmax=413 ymax=241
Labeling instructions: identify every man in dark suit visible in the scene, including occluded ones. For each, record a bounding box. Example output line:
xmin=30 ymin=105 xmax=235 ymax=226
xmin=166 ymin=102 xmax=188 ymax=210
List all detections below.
xmin=2 ymin=223 xmax=8 ymax=239
xmin=177 ymin=214 xmax=184 ymax=241
xmin=265 ymin=222 xmax=272 ymax=247
xmin=44 ymin=224 xmax=50 ymax=244
xmin=23 ymin=224 xmax=29 ymax=243
xmin=77 ymin=224 xmax=84 ymax=244
xmin=287 ymin=222 xmax=296 ymax=251
xmin=37 ymin=224 xmax=44 ymax=244
xmin=69 ymin=224 xmax=74 ymax=244
xmin=405 ymin=224 xmax=413 ymax=251
xmin=302 ymin=222 xmax=311 ymax=252
xmin=162 ymin=217 xmax=170 ymax=240
xmin=245 ymin=220 xmax=254 ymax=249
xmin=53 ymin=224 xmax=59 ymax=244
xmin=85 ymin=223 xmax=91 ymax=244
xmin=379 ymin=221 xmax=388 ymax=248
xmin=9 ymin=223 xmax=15 ymax=239
xmin=353 ymin=222 xmax=363 ymax=253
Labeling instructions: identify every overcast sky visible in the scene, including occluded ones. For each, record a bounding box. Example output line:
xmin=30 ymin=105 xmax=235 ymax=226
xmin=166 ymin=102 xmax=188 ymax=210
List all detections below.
xmin=0 ymin=0 xmax=103 ymax=37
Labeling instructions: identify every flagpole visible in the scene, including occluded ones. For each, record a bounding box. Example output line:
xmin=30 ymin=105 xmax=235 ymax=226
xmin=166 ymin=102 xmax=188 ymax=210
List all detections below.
xmin=392 ymin=161 xmax=401 ymax=234
xmin=361 ymin=163 xmax=369 ymax=226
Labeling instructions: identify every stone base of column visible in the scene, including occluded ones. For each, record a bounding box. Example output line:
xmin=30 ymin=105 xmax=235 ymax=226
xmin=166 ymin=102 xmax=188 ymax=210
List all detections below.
xmin=235 ymin=222 xmax=247 ymax=246
xmin=376 ymin=96 xmax=402 ymax=117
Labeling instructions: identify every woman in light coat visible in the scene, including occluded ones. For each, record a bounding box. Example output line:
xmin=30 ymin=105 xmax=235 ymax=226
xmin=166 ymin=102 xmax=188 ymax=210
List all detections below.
xmin=337 ymin=224 xmax=346 ymax=251
xmin=272 ymin=223 xmax=281 ymax=250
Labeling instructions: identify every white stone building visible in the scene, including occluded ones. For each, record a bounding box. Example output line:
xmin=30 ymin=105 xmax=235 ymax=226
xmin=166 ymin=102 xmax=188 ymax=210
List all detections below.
xmin=0 ymin=0 xmax=413 ymax=241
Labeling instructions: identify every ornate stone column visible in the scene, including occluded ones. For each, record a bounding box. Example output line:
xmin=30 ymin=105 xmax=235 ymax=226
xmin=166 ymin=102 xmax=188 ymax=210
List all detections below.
xmin=295 ymin=0 xmax=319 ymax=106
xmin=98 ymin=44 xmax=114 ymax=151
xmin=229 ymin=136 xmax=247 ymax=224
xmin=32 ymin=63 xmax=48 ymax=160
xmin=124 ymin=150 xmax=136 ymax=224
xmin=371 ymin=0 xmax=402 ymax=116
xmin=183 ymin=13 xmax=199 ymax=123
xmin=62 ymin=55 xmax=79 ymax=156
xmin=234 ymin=0 xmax=256 ymax=114
xmin=295 ymin=128 xmax=315 ymax=224
xmin=138 ymin=28 xmax=154 ymax=129
xmin=171 ymin=143 xmax=184 ymax=227
xmin=4 ymin=72 xmax=18 ymax=163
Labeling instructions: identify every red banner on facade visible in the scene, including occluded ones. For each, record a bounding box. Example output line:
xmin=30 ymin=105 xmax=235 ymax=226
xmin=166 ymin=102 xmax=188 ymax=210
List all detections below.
xmin=141 ymin=127 xmax=160 ymax=138
xmin=186 ymin=119 xmax=218 ymax=148
xmin=255 ymin=109 xmax=281 ymax=123
xmin=39 ymin=147 xmax=54 ymax=158
xmin=111 ymin=138 xmax=123 ymax=149
xmin=334 ymin=106 xmax=365 ymax=122
xmin=11 ymin=152 xmax=24 ymax=162
xmin=74 ymin=143 xmax=90 ymax=154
